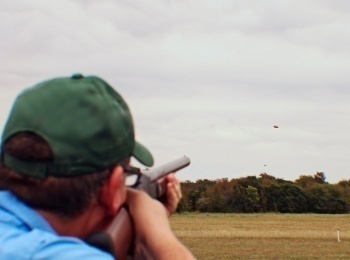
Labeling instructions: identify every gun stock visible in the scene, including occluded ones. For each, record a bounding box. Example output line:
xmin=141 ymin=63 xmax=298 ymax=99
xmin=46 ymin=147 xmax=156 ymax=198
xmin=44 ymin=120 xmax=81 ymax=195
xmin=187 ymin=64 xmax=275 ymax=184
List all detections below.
xmin=86 ymin=156 xmax=191 ymax=259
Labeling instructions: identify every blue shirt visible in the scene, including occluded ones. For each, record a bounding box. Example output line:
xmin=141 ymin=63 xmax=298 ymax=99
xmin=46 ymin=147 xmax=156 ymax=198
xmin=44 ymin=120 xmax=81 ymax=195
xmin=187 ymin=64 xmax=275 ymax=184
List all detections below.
xmin=0 ymin=191 xmax=114 ymax=259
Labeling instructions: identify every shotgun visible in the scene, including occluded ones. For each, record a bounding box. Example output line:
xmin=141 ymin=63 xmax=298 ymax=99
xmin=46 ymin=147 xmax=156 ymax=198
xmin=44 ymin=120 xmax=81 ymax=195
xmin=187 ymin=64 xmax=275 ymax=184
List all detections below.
xmin=86 ymin=156 xmax=191 ymax=259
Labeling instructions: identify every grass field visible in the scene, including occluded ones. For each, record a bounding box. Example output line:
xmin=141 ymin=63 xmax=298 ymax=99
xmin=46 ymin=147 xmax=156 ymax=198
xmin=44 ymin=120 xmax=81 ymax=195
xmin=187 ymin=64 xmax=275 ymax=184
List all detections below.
xmin=169 ymin=213 xmax=350 ymax=259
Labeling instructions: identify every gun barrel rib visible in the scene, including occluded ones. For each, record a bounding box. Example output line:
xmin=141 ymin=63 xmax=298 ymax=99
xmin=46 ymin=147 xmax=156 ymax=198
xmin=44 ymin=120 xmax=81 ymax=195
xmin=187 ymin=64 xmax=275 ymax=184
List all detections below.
xmin=142 ymin=156 xmax=190 ymax=182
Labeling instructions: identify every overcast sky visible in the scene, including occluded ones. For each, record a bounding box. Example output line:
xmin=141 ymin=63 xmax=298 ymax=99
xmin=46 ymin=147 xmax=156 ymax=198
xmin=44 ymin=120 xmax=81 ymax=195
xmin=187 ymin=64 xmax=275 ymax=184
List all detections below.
xmin=1 ymin=0 xmax=350 ymax=184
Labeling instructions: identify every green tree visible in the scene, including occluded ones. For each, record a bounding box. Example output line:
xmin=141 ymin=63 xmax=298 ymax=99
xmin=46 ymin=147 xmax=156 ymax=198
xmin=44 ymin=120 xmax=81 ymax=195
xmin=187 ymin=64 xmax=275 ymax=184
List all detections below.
xmin=245 ymin=185 xmax=260 ymax=212
xmin=259 ymin=173 xmax=278 ymax=187
xmin=295 ymin=175 xmax=316 ymax=189
xmin=314 ymin=172 xmax=326 ymax=184
xmin=336 ymin=179 xmax=350 ymax=212
xmin=179 ymin=179 xmax=216 ymax=212
xmin=265 ymin=183 xmax=308 ymax=213
xmin=307 ymin=184 xmax=327 ymax=213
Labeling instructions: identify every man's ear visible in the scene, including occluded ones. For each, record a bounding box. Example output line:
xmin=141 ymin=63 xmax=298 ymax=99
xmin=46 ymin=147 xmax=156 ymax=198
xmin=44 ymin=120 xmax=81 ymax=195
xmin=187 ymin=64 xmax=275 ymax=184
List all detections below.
xmin=99 ymin=165 xmax=125 ymax=216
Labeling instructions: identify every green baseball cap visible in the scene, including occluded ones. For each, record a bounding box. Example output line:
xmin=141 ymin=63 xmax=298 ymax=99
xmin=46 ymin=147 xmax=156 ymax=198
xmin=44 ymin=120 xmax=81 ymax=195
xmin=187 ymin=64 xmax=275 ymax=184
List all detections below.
xmin=1 ymin=74 xmax=154 ymax=178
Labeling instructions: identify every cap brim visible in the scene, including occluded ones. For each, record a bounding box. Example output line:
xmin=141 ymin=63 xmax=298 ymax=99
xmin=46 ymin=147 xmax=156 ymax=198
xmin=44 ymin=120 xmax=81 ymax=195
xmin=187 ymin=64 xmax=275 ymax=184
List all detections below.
xmin=133 ymin=141 xmax=154 ymax=167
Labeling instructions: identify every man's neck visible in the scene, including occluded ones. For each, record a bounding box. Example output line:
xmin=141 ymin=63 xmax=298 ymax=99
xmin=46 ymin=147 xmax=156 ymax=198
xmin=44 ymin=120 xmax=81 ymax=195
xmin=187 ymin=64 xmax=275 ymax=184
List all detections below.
xmin=37 ymin=202 xmax=105 ymax=239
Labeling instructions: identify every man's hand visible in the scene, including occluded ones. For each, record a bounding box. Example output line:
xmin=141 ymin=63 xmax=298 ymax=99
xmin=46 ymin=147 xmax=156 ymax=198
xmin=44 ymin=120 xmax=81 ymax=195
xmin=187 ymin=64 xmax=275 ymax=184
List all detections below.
xmin=160 ymin=173 xmax=183 ymax=216
xmin=126 ymin=189 xmax=194 ymax=259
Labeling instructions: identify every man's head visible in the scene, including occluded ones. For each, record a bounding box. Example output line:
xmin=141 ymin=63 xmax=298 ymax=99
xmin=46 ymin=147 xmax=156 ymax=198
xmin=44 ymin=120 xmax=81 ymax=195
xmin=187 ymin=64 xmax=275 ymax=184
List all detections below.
xmin=0 ymin=74 xmax=153 ymax=217
xmin=1 ymin=74 xmax=153 ymax=178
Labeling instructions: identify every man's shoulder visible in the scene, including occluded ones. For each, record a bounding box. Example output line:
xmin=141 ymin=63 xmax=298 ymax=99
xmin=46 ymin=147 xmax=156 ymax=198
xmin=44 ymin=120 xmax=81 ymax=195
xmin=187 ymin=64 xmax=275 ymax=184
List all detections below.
xmin=0 ymin=225 xmax=113 ymax=259
xmin=0 ymin=192 xmax=113 ymax=260
xmin=32 ymin=229 xmax=114 ymax=259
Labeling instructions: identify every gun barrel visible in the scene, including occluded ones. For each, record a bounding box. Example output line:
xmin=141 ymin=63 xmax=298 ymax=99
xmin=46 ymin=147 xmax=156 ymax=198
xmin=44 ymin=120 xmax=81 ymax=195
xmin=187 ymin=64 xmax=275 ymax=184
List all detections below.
xmin=142 ymin=156 xmax=190 ymax=182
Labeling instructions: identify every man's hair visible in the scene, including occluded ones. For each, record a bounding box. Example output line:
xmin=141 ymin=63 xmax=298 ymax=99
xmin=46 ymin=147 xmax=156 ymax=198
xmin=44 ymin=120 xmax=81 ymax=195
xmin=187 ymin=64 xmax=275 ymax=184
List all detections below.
xmin=0 ymin=132 xmax=112 ymax=218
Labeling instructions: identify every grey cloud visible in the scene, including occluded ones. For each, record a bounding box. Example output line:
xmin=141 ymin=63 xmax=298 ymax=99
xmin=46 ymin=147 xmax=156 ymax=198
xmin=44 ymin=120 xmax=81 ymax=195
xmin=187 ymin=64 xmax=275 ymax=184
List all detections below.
xmin=1 ymin=0 xmax=350 ymax=183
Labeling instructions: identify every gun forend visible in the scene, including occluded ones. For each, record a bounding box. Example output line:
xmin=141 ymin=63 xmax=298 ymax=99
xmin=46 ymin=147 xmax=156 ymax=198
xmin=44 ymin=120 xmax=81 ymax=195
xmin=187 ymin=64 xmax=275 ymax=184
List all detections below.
xmin=142 ymin=156 xmax=191 ymax=182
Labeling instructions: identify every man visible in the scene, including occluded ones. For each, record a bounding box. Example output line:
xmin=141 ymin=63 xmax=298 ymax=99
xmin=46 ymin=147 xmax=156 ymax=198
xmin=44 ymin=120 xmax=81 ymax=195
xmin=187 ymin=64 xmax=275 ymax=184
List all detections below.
xmin=0 ymin=74 xmax=194 ymax=259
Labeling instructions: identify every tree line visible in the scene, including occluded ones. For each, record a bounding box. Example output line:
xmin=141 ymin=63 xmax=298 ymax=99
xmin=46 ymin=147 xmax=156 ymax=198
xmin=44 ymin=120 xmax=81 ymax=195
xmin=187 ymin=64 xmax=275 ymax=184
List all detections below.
xmin=178 ymin=172 xmax=350 ymax=214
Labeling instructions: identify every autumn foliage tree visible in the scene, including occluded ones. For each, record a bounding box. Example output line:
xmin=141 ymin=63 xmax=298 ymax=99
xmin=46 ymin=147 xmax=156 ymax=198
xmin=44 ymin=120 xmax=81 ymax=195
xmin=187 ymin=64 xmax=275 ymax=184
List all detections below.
xmin=179 ymin=173 xmax=350 ymax=214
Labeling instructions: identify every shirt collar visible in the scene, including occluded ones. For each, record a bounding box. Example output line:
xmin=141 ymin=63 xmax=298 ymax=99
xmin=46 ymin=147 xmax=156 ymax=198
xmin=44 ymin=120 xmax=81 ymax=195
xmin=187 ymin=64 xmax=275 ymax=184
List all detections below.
xmin=0 ymin=191 xmax=56 ymax=234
